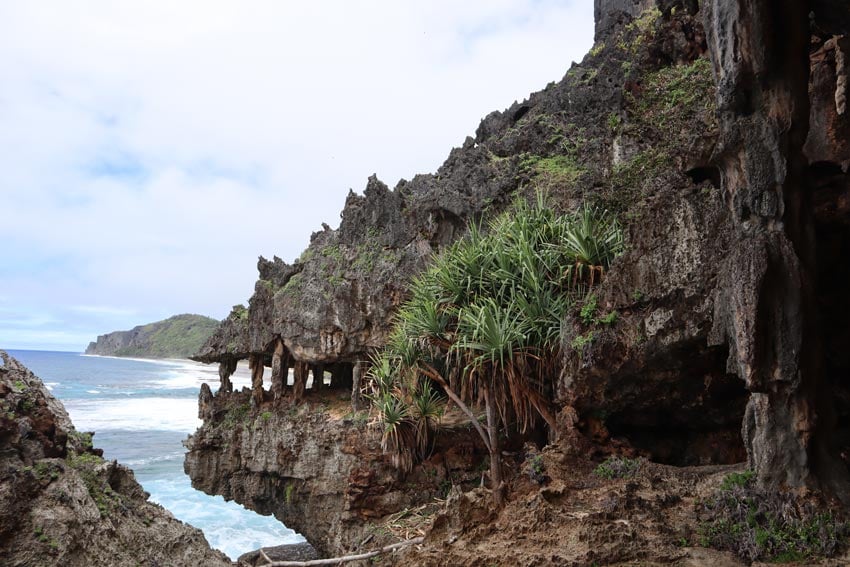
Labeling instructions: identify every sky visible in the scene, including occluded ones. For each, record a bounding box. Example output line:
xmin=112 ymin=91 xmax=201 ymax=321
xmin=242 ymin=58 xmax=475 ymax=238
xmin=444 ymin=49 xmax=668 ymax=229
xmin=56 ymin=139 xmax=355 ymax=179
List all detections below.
xmin=0 ymin=1 xmax=594 ymax=352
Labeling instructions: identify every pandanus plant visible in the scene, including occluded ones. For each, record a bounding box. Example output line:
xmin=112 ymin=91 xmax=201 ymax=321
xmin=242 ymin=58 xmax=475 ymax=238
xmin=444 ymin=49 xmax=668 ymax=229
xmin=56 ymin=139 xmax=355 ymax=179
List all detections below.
xmin=368 ymin=191 xmax=623 ymax=504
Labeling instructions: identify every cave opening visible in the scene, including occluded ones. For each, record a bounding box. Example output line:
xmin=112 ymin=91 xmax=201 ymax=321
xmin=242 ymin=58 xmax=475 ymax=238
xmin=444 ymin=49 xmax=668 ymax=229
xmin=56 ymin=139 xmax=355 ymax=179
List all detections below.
xmin=686 ymin=165 xmax=721 ymax=188
xmin=811 ymin=161 xmax=850 ymax=470
xmin=602 ymin=344 xmax=749 ymax=466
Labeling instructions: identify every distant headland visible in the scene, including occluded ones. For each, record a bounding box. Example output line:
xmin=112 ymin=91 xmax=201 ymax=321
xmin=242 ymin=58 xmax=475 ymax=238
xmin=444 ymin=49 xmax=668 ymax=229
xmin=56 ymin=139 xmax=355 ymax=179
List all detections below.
xmin=85 ymin=314 xmax=219 ymax=359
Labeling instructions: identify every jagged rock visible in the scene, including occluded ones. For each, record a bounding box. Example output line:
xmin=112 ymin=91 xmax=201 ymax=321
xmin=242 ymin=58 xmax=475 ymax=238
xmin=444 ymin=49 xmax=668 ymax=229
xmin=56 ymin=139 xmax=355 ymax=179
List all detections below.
xmin=0 ymin=351 xmax=231 ymax=567
xmin=184 ymin=390 xmax=477 ymax=555
xmin=187 ymin=0 xmax=850 ymax=559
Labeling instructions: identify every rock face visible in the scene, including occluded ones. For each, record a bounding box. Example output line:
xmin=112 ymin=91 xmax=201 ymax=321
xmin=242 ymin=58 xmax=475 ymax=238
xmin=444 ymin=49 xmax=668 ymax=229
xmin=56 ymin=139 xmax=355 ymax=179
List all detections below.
xmin=0 ymin=350 xmax=231 ymax=567
xmin=86 ymin=313 xmax=219 ymax=358
xmin=184 ymin=387 xmax=483 ymax=556
xmin=186 ymin=0 xmax=850 ymax=559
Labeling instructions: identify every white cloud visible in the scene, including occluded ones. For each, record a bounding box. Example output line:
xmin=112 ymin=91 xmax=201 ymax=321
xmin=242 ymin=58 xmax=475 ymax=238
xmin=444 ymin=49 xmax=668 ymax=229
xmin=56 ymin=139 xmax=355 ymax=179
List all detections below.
xmin=0 ymin=0 xmax=594 ymax=350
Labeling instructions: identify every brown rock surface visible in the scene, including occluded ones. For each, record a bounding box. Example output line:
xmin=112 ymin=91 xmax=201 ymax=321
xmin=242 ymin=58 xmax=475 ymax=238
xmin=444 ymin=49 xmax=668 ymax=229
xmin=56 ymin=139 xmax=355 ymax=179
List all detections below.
xmin=0 ymin=350 xmax=231 ymax=567
xmin=185 ymin=0 xmax=850 ymax=562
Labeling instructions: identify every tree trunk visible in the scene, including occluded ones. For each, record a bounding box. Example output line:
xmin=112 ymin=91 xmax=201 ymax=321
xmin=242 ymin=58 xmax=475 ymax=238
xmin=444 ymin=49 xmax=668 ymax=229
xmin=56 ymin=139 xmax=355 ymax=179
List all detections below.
xmin=351 ymin=360 xmax=364 ymax=410
xmin=483 ymin=384 xmax=503 ymax=506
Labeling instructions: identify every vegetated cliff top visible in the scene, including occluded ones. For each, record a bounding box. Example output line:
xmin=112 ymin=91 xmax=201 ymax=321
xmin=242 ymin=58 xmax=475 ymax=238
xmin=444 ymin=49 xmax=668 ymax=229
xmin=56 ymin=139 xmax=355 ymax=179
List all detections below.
xmin=85 ymin=313 xmax=219 ymax=359
xmin=0 ymin=350 xmax=231 ymax=566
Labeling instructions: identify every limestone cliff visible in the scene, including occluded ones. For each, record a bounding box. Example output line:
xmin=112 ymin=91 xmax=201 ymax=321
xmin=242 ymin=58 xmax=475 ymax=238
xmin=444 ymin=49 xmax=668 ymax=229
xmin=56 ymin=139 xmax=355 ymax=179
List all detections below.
xmin=86 ymin=313 xmax=219 ymax=359
xmin=186 ymin=0 xmax=850 ymax=562
xmin=0 ymin=350 xmax=231 ymax=566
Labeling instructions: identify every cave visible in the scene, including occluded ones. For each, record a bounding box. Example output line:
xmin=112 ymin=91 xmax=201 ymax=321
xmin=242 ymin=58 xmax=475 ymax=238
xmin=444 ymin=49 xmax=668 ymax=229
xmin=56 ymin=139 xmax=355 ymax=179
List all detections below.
xmin=685 ymin=165 xmax=721 ymax=188
xmin=811 ymin=162 xmax=850 ymax=469
xmin=429 ymin=208 xmax=465 ymax=247
xmin=512 ymin=105 xmax=530 ymax=122
xmin=327 ymin=362 xmax=354 ymax=390
xmin=602 ymin=343 xmax=749 ymax=466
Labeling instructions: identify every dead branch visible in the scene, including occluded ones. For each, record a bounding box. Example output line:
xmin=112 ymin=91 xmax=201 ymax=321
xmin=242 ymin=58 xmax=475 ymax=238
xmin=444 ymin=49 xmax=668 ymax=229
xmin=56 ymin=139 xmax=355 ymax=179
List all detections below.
xmin=259 ymin=537 xmax=424 ymax=566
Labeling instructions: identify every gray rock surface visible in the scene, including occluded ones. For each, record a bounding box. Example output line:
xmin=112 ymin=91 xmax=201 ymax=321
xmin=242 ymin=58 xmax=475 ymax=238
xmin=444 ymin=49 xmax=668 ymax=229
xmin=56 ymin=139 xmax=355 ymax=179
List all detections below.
xmin=187 ymin=0 xmax=850 ymax=557
xmin=0 ymin=350 xmax=232 ymax=567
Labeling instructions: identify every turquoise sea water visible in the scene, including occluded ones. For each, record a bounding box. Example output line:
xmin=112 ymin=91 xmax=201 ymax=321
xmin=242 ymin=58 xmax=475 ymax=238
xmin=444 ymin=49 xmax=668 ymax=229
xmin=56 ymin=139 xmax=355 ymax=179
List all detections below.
xmin=7 ymin=349 xmax=302 ymax=560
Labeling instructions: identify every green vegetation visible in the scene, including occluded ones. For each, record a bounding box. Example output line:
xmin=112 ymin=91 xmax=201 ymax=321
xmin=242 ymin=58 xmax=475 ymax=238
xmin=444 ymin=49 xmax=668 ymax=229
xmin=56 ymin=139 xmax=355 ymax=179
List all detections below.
xmin=593 ymin=456 xmax=641 ymax=479
xmin=280 ymin=272 xmax=303 ymax=297
xmin=68 ymin=451 xmax=121 ymax=518
xmin=69 ymin=430 xmax=93 ymax=450
xmin=33 ymin=460 xmax=60 ymax=482
xmin=520 ymin=153 xmax=585 ymax=187
xmin=589 ymin=41 xmax=605 ymax=57
xmin=579 ymin=295 xmax=598 ymax=325
xmin=598 ymin=310 xmax=619 ymax=325
xmin=232 ymin=304 xmax=248 ymax=320
xmin=719 ymin=470 xmax=754 ymax=492
xmin=89 ymin=314 xmax=220 ymax=359
xmin=368 ymin=192 xmax=623 ymax=504
xmin=699 ymin=471 xmax=848 ymax=562
xmin=570 ymin=331 xmax=595 ymax=350
xmin=222 ymin=402 xmax=251 ymax=428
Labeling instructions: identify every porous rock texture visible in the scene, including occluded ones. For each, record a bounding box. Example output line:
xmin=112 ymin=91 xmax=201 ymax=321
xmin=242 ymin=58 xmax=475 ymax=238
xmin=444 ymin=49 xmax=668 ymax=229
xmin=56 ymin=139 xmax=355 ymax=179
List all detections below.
xmin=0 ymin=351 xmax=231 ymax=567
xmin=185 ymin=386 xmax=484 ymax=557
xmin=186 ymin=0 xmax=850 ymax=562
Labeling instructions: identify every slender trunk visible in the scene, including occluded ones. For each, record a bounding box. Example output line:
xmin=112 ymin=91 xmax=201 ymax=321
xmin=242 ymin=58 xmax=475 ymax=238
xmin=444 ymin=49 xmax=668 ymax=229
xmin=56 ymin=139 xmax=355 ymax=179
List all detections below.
xmin=484 ymin=384 xmax=503 ymax=507
xmin=421 ymin=364 xmax=491 ymax=453
xmin=351 ymin=360 xmax=364 ymax=410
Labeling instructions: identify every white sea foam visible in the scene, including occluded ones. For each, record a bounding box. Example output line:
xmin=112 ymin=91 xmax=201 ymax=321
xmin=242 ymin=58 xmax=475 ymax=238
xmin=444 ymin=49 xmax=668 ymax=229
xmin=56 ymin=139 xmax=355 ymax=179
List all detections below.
xmin=80 ymin=354 xmax=178 ymax=365
xmin=121 ymin=451 xmax=185 ymax=467
xmin=145 ymin=476 xmax=302 ymax=559
xmin=64 ymin=397 xmax=201 ymax=432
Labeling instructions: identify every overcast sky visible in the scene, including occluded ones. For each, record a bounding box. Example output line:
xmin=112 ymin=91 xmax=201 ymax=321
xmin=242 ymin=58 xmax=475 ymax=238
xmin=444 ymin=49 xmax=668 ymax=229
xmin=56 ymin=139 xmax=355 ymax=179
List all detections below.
xmin=0 ymin=1 xmax=593 ymax=352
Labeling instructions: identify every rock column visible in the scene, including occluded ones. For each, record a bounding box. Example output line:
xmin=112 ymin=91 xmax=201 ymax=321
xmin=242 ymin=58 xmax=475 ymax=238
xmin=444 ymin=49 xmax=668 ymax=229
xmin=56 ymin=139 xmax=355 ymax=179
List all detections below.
xmin=271 ymin=339 xmax=288 ymax=399
xmin=293 ymin=361 xmax=308 ymax=402
xmin=249 ymin=354 xmax=265 ymax=408
xmin=218 ymin=358 xmax=237 ymax=394
xmin=704 ymin=0 xmax=850 ymax=498
xmin=312 ymin=364 xmax=325 ymax=391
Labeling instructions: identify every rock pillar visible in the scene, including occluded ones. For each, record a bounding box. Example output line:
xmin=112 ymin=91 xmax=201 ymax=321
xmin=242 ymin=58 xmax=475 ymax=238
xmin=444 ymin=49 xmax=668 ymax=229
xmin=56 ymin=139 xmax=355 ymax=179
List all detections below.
xmin=249 ymin=354 xmax=265 ymax=408
xmin=271 ymin=339 xmax=288 ymax=399
xmin=218 ymin=358 xmax=237 ymax=394
xmin=312 ymin=364 xmax=325 ymax=391
xmin=704 ymin=0 xmax=850 ymax=498
xmin=293 ymin=361 xmax=308 ymax=402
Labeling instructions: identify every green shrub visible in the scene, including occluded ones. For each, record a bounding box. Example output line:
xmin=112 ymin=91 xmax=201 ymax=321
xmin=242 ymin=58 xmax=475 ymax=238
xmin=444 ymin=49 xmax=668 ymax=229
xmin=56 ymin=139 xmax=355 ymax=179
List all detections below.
xmin=368 ymin=191 xmax=624 ymax=498
xmin=594 ymin=456 xmax=641 ymax=479
xmin=699 ymin=475 xmax=848 ymax=562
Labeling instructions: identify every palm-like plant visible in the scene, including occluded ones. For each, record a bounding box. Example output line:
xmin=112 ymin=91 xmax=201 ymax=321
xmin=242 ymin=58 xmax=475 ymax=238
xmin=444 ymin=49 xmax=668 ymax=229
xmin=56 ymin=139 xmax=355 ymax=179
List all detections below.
xmin=376 ymin=391 xmax=416 ymax=472
xmin=369 ymin=191 xmax=623 ymax=504
xmin=559 ymin=204 xmax=624 ymax=285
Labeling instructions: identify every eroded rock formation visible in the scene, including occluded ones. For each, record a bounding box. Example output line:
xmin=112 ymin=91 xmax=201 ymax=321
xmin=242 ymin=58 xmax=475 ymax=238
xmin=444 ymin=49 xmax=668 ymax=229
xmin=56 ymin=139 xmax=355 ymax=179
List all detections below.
xmin=0 ymin=351 xmax=231 ymax=567
xmin=187 ymin=0 xmax=850 ymax=558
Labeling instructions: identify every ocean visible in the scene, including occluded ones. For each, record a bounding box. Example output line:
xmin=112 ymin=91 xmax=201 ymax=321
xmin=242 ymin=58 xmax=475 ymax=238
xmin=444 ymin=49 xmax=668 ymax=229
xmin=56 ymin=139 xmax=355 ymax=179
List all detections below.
xmin=7 ymin=349 xmax=302 ymax=561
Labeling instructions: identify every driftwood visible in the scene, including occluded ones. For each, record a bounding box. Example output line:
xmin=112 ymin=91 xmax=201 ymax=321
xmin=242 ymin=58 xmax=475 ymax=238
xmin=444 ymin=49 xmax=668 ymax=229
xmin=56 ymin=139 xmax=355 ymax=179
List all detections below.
xmin=258 ymin=537 xmax=424 ymax=566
